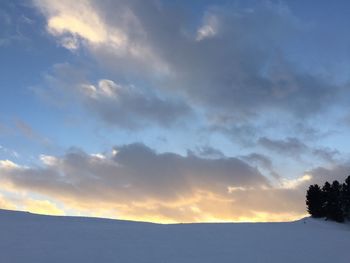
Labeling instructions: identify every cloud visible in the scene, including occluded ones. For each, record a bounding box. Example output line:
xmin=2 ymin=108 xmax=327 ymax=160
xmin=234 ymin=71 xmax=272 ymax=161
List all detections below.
xmin=35 ymin=0 xmax=113 ymax=44
xmin=22 ymin=199 xmax=64 ymax=216
xmin=14 ymin=119 xmax=51 ymax=146
xmin=241 ymin=153 xmax=273 ymax=170
xmin=34 ymin=0 xmax=167 ymax=73
xmin=312 ymin=147 xmax=339 ymax=163
xmin=189 ymin=145 xmax=225 ymax=159
xmin=258 ymin=137 xmax=308 ymax=157
xmin=0 ymin=194 xmax=16 ymax=210
xmin=196 ymin=12 xmax=219 ymax=41
xmin=32 ymin=0 xmax=345 ymax=123
xmin=258 ymin=136 xmax=340 ymax=163
xmin=0 ymin=160 xmax=19 ymax=169
xmin=0 ymin=146 xmax=19 ymax=159
xmin=279 ymin=174 xmax=312 ymax=190
xmin=307 ymin=163 xmax=350 ymax=185
xmin=0 ymin=189 xmax=64 ymax=216
xmin=240 ymin=153 xmax=280 ymax=179
xmin=80 ymin=79 xmax=191 ymax=129
xmin=27 ymin=0 xmax=350 ymax=153
xmin=15 ymin=119 xmax=36 ymax=139
xmin=34 ymin=63 xmax=191 ymax=129
xmin=0 ymin=142 xmax=312 ymax=222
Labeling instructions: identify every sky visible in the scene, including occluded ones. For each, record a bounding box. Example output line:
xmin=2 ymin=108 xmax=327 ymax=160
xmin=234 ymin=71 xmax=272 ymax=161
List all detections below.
xmin=0 ymin=0 xmax=350 ymax=223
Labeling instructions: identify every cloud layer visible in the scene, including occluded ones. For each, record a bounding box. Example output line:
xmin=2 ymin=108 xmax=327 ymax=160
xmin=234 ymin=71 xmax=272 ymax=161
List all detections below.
xmin=0 ymin=143 xmax=315 ymax=222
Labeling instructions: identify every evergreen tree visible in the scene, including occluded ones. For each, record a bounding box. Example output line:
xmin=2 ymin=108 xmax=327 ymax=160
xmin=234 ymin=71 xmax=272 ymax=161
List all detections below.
xmin=322 ymin=181 xmax=332 ymax=220
xmin=342 ymin=176 xmax=350 ymax=219
xmin=325 ymin=181 xmax=344 ymax=222
xmin=306 ymin=184 xmax=325 ymax=217
xmin=306 ymin=176 xmax=350 ymax=223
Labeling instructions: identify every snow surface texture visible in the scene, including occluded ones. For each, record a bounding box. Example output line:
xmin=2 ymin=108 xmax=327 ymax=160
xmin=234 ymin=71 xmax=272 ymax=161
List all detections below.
xmin=0 ymin=209 xmax=349 ymax=263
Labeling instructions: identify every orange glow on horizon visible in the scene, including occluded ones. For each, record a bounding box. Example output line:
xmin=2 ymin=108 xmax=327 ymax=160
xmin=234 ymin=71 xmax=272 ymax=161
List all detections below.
xmin=0 ymin=204 xmax=306 ymax=224
xmin=0 ymin=186 xmax=307 ymax=224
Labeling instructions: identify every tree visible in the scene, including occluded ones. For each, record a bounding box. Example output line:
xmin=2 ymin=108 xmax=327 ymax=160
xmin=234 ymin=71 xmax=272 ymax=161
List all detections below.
xmin=322 ymin=181 xmax=332 ymax=219
xmin=306 ymin=184 xmax=325 ymax=218
xmin=341 ymin=176 xmax=350 ymax=219
xmin=306 ymin=176 xmax=350 ymax=223
xmin=325 ymin=180 xmax=344 ymax=223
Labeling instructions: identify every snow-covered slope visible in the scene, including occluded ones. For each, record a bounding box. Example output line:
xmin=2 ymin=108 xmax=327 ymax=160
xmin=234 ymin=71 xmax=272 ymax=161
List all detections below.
xmin=0 ymin=209 xmax=349 ymax=263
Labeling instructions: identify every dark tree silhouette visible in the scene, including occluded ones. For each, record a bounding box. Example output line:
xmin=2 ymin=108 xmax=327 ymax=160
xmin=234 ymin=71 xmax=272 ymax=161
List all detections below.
xmin=322 ymin=181 xmax=332 ymax=219
xmin=306 ymin=176 xmax=350 ymax=223
xmin=342 ymin=176 xmax=350 ymax=220
xmin=306 ymin=184 xmax=325 ymax=218
xmin=321 ymin=181 xmax=344 ymax=222
xmin=328 ymin=181 xmax=344 ymax=222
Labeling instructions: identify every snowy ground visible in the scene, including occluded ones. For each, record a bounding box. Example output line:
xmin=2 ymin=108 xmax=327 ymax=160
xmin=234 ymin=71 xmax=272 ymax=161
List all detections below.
xmin=0 ymin=209 xmax=349 ymax=263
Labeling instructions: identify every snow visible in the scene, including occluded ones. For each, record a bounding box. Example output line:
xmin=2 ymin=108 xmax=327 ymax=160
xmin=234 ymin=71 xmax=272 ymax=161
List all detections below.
xmin=0 ymin=209 xmax=349 ymax=263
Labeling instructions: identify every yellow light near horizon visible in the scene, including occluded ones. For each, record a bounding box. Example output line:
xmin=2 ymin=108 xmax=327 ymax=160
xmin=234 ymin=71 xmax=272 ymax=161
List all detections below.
xmin=1 ymin=202 xmax=306 ymax=224
xmin=23 ymin=200 xmax=65 ymax=216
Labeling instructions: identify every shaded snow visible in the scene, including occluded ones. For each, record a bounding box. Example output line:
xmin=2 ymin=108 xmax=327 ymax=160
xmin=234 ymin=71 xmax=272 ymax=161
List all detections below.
xmin=0 ymin=210 xmax=349 ymax=263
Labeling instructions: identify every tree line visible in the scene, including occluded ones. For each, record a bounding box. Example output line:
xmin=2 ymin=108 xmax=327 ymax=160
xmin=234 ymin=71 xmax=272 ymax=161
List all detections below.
xmin=306 ymin=176 xmax=350 ymax=222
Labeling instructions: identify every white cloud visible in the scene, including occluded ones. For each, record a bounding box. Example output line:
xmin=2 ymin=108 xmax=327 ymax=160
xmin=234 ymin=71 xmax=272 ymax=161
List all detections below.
xmin=196 ymin=14 xmax=219 ymax=41
xmin=0 ymin=160 xmax=19 ymax=169
xmin=40 ymin=155 xmax=58 ymax=166
xmin=36 ymin=0 xmax=110 ymax=44
xmin=90 ymin=153 xmax=106 ymax=160
xmin=34 ymin=0 xmax=167 ymax=74
xmin=60 ymin=36 xmax=79 ymax=50
xmin=280 ymin=174 xmax=312 ymax=189
xmin=81 ymin=79 xmax=120 ymax=99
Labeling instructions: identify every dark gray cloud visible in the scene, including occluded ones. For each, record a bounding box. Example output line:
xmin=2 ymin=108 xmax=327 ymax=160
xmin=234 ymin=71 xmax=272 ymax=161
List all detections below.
xmin=1 ymin=143 xmax=268 ymax=202
xmin=307 ymin=163 xmax=350 ymax=185
xmin=0 ymin=142 xmax=317 ymax=221
xmin=258 ymin=137 xmax=308 ymax=157
xmin=111 ymin=143 xmax=270 ymax=199
xmin=86 ymin=1 xmax=341 ymax=118
xmin=258 ymin=136 xmax=340 ymax=163
xmin=210 ymin=121 xmax=259 ymax=147
xmin=312 ymin=147 xmax=339 ymax=163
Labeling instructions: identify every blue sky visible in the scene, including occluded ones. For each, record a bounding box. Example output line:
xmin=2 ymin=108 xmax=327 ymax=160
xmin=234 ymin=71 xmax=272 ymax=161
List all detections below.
xmin=0 ymin=0 xmax=350 ymax=222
